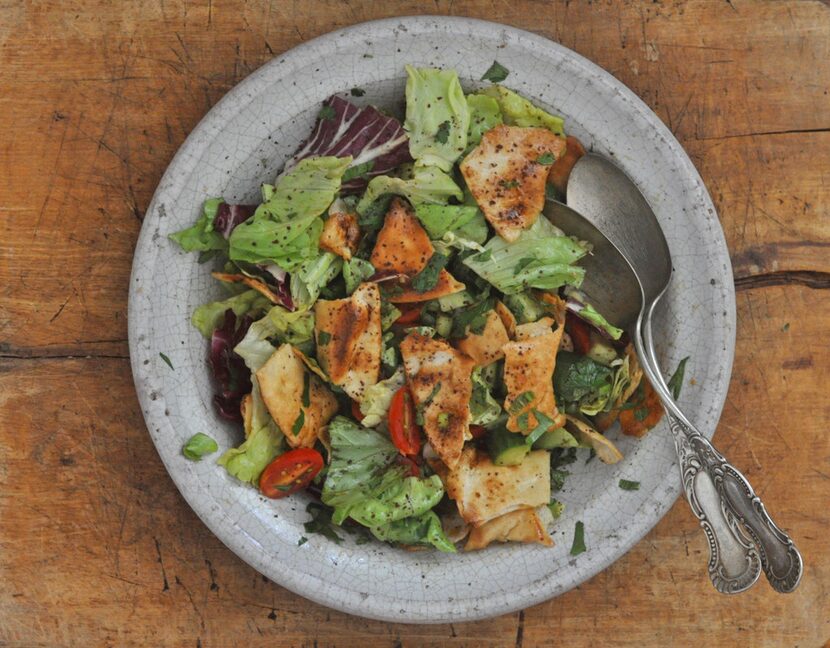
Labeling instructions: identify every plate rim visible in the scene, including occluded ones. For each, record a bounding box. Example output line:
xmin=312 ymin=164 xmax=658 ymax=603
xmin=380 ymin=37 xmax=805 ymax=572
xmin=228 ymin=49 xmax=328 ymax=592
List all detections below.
xmin=128 ymin=15 xmax=736 ymax=623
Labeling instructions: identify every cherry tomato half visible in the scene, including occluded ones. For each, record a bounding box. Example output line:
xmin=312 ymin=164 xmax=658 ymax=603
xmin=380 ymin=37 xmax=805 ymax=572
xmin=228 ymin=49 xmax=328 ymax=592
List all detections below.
xmin=395 ymin=305 xmax=422 ymax=326
xmin=469 ymin=424 xmax=487 ymax=439
xmin=259 ymin=448 xmax=324 ymax=499
xmin=388 ymin=385 xmax=421 ymax=456
xmin=396 ymin=454 xmax=421 ymax=477
xmin=566 ymin=312 xmax=592 ymax=356
xmin=350 ymin=400 xmax=364 ymax=422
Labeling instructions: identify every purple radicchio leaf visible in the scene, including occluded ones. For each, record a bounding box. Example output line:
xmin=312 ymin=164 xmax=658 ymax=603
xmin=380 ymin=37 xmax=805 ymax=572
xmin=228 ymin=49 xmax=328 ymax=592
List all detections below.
xmin=209 ymin=309 xmax=254 ymax=421
xmin=283 ymin=95 xmax=412 ymax=194
xmin=214 ymin=202 xmax=257 ymax=239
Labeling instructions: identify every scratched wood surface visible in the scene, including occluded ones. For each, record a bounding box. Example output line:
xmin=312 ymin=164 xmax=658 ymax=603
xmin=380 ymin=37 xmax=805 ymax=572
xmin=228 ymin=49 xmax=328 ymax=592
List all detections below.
xmin=1 ymin=1 xmax=828 ymax=646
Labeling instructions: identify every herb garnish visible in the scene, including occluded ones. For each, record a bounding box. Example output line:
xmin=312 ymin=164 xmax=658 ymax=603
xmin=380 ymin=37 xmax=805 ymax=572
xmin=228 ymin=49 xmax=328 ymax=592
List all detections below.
xmin=416 ymin=382 xmax=442 ymax=425
xmin=317 ymin=331 xmax=332 ymax=345
xmin=291 ymin=409 xmax=305 ymax=436
xmin=536 ymin=152 xmax=556 ymax=165
xmin=570 ymin=521 xmax=586 ymax=555
xmin=481 ymin=60 xmax=510 ymax=83
xmin=182 ymin=433 xmax=218 ymax=461
xmin=499 ymin=179 xmax=520 ymax=190
xmin=159 ymin=352 xmax=174 ymax=370
xmin=435 ymin=120 xmax=451 ymax=144
xmin=302 ymin=373 xmax=311 ymax=408
xmin=619 ymin=479 xmax=641 ymax=491
xmin=303 ymin=502 xmax=344 ymax=543
xmin=667 ymin=356 xmax=690 ymax=400
xmin=297 ymin=536 xmax=308 ymax=546
xmin=411 ymin=251 xmax=448 ymax=293
xmin=319 ymin=105 xmax=336 ymax=121
xmin=350 ymin=87 xmax=366 ymax=97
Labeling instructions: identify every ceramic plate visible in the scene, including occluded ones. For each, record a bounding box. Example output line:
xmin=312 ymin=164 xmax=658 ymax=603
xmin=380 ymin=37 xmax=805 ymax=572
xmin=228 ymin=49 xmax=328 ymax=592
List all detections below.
xmin=128 ymin=16 xmax=735 ymax=623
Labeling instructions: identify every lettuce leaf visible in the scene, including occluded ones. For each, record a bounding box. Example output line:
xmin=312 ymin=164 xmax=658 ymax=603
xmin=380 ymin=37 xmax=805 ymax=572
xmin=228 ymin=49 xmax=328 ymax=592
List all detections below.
xmin=564 ymin=287 xmax=624 ymax=340
xmin=169 ymin=197 xmax=226 ymax=252
xmin=284 ymin=95 xmax=412 ymax=194
xmin=466 ymin=93 xmax=502 ymax=150
xmin=191 ymin=289 xmax=271 ymax=338
xmin=481 ymin=85 xmax=565 ymax=135
xmin=470 ymin=366 xmax=502 ymax=425
xmin=347 ymin=474 xmax=445 ymax=527
xmin=356 ymin=164 xmax=463 ymax=214
xmin=229 ymin=157 xmax=351 ymax=271
xmin=234 ymin=305 xmax=315 ymax=371
xmin=404 ymin=66 xmax=470 ymax=171
xmin=290 ymin=251 xmax=343 ymax=309
xmin=463 ymin=218 xmax=587 ymax=294
xmin=414 ymin=203 xmax=480 ymax=239
xmin=342 ymin=257 xmax=375 ymax=295
xmin=358 ymin=367 xmax=406 ymax=427
xmin=369 ymin=511 xmax=456 ymax=552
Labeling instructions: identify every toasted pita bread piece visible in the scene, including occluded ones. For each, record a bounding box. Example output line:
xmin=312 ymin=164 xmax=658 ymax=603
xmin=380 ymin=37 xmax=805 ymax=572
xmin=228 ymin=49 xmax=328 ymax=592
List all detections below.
xmin=400 ymin=332 xmax=475 ymax=469
xmin=320 ymin=211 xmax=360 ymax=260
xmin=314 ymin=282 xmax=382 ymax=401
xmin=370 ymin=198 xmax=465 ymax=303
xmin=456 ymin=310 xmax=510 ymax=366
xmin=464 ymin=506 xmax=554 ymax=551
xmin=444 ymin=446 xmax=551 ymax=526
xmin=461 ymin=125 xmax=566 ymax=241
xmin=256 ymin=344 xmax=338 ymax=449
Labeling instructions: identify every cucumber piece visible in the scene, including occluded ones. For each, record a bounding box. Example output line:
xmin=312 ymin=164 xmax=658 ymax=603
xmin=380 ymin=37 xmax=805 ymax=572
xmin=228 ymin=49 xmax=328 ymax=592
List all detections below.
xmin=503 ymin=292 xmax=545 ymax=324
xmin=486 ymin=426 xmax=530 ymax=466
xmin=586 ymin=338 xmax=618 ymax=366
xmin=533 ymin=427 xmax=579 ymax=450
xmin=435 ymin=314 xmax=453 ymax=338
xmin=437 ymin=290 xmax=475 ymax=312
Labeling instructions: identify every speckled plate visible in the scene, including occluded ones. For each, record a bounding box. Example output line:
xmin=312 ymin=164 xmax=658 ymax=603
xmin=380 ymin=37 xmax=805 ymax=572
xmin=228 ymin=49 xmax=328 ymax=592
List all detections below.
xmin=128 ymin=16 xmax=735 ymax=623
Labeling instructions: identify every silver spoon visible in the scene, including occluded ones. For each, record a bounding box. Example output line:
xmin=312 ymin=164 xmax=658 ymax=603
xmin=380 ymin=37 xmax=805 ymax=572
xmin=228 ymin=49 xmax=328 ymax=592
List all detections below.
xmin=544 ymin=189 xmax=802 ymax=594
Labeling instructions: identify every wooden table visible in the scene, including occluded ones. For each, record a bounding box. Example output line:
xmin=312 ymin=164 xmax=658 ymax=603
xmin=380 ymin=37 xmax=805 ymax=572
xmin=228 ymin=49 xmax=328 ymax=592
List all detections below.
xmin=1 ymin=2 xmax=828 ymax=646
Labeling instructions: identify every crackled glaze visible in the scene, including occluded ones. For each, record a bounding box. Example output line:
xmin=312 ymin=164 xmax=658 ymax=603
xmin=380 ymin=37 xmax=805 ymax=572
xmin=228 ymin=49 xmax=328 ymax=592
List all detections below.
xmin=128 ymin=17 xmax=735 ymax=623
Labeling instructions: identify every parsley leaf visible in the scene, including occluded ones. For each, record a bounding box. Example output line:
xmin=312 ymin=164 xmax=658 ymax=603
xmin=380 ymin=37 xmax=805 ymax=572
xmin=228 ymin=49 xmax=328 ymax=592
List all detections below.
xmin=319 ymin=105 xmax=335 ymax=121
xmin=159 ymin=352 xmax=174 ymax=370
xmin=481 ymin=60 xmax=510 ymax=83
xmin=667 ymin=356 xmax=690 ymax=400
xmin=350 ymin=87 xmax=366 ymax=97
xmin=297 ymin=536 xmax=308 ymax=546
xmin=302 ymin=373 xmax=311 ymax=408
xmin=411 ymin=252 xmax=448 ymax=293
xmin=435 ymin=120 xmax=451 ymax=144
xmin=342 ymin=160 xmax=375 ymax=183
xmin=303 ymin=502 xmax=344 ymax=543
xmin=291 ymin=409 xmax=305 ymax=436
xmin=499 ymin=179 xmax=520 ymax=190
xmin=536 ymin=152 xmax=556 ymax=165
xmin=317 ymin=331 xmax=332 ymax=345
xmin=619 ymin=479 xmax=641 ymax=491
xmin=570 ymin=521 xmax=586 ymax=555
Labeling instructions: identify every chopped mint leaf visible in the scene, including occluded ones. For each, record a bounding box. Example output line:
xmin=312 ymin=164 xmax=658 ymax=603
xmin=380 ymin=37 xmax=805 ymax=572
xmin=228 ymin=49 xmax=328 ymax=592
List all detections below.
xmin=667 ymin=356 xmax=690 ymax=400
xmin=536 ymin=152 xmax=556 ymax=165
xmin=182 ymin=433 xmax=218 ymax=461
xmin=291 ymin=409 xmax=305 ymax=436
xmin=342 ymin=160 xmax=375 ymax=183
xmin=297 ymin=536 xmax=308 ymax=546
xmin=570 ymin=520 xmax=586 ymax=555
xmin=481 ymin=60 xmax=509 ymax=83
xmin=159 ymin=352 xmax=174 ymax=370
xmin=619 ymin=479 xmax=641 ymax=491
xmin=411 ymin=252 xmax=448 ymax=293
xmin=435 ymin=120 xmax=451 ymax=144
xmin=303 ymin=502 xmax=344 ymax=543
xmin=302 ymin=373 xmax=311 ymax=408
xmin=350 ymin=87 xmax=366 ymax=97
xmin=318 ymin=331 xmax=332 ymax=345
xmin=319 ymin=105 xmax=336 ymax=121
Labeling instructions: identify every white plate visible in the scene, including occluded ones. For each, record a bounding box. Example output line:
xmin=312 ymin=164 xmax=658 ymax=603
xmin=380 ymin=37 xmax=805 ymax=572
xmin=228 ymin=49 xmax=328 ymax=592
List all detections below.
xmin=128 ymin=16 xmax=735 ymax=623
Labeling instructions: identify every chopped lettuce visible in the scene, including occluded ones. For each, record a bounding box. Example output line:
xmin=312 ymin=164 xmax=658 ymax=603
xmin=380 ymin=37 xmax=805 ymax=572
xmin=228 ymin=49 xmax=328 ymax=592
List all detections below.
xmin=182 ymin=433 xmax=218 ymax=461
xmin=414 ymin=203 xmax=480 ymax=239
xmin=359 ymin=368 xmax=406 ymax=427
xmin=342 ymin=257 xmax=375 ymax=295
xmin=470 ymin=366 xmax=502 ymax=426
xmin=463 ymin=218 xmax=587 ymax=294
xmin=369 ymin=511 xmax=456 ymax=552
xmin=404 ymin=66 xmax=470 ymax=172
xmin=481 ymin=85 xmax=565 ymax=135
xmin=169 ymin=197 xmax=226 ymax=252
xmin=290 ymin=252 xmax=343 ymax=309
xmin=356 ymin=164 xmax=463 ymax=214
xmin=284 ymin=95 xmax=411 ymax=194
xmin=191 ymin=289 xmax=270 ymax=338
xmin=465 ymin=93 xmax=502 ymax=149
xmin=229 ymin=157 xmax=351 ymax=271
xmin=564 ymin=288 xmax=624 ymax=340
xmin=234 ymin=305 xmax=315 ymax=371
xmin=347 ymin=474 xmax=445 ymax=527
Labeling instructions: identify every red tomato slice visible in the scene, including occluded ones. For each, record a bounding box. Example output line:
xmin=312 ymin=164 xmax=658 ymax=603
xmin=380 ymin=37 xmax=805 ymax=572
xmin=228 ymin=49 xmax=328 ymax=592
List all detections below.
xmin=388 ymin=385 xmax=421 ymax=456
xmin=395 ymin=305 xmax=422 ymax=325
xmin=259 ymin=448 xmax=324 ymax=499
xmin=566 ymin=312 xmax=592 ymax=355
xmin=469 ymin=424 xmax=487 ymax=439
xmin=396 ymin=454 xmax=421 ymax=477
xmin=350 ymin=400 xmax=364 ymax=422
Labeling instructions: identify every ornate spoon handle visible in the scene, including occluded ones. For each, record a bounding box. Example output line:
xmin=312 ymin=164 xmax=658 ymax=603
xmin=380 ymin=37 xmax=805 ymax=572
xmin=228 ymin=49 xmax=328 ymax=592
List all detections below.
xmin=637 ymin=319 xmax=803 ymax=593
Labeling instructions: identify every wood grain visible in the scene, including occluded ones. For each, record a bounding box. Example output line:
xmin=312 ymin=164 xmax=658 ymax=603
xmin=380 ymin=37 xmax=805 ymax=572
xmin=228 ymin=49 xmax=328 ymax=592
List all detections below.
xmin=1 ymin=1 xmax=828 ymax=646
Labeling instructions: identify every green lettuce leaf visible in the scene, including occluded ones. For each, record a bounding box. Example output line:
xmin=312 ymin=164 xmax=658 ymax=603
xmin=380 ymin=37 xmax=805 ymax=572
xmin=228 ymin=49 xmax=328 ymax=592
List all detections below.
xmin=481 ymin=85 xmax=565 ymax=135
xmin=347 ymin=474 xmax=444 ymax=527
xmin=466 ymin=94 xmax=502 ymax=149
xmin=191 ymin=289 xmax=271 ymax=338
xmin=229 ymin=157 xmax=351 ymax=271
xmin=290 ymin=251 xmax=343 ymax=309
xmin=463 ymin=218 xmax=587 ymax=294
xmin=404 ymin=66 xmax=470 ymax=171
xmin=370 ymin=511 xmax=456 ymax=553
xmin=470 ymin=366 xmax=502 ymax=425
xmin=356 ymin=164 xmax=463 ymax=215
xmin=234 ymin=305 xmax=315 ymax=371
xmin=343 ymin=257 xmax=375 ymax=295
xmin=414 ymin=203 xmax=480 ymax=239
xmin=358 ymin=368 xmax=406 ymax=427
xmin=169 ymin=198 xmax=226 ymax=252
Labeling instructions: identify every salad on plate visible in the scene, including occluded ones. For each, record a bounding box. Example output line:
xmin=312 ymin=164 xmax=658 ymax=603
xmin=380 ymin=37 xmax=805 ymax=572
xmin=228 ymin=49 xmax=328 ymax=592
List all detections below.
xmin=170 ymin=63 xmax=669 ymax=553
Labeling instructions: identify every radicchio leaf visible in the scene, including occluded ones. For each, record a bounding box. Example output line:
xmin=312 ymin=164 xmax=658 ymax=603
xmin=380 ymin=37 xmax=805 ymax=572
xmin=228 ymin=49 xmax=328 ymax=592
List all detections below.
xmin=284 ymin=95 xmax=411 ymax=194
xmin=210 ymin=309 xmax=254 ymax=420
xmin=214 ymin=203 xmax=257 ymax=238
